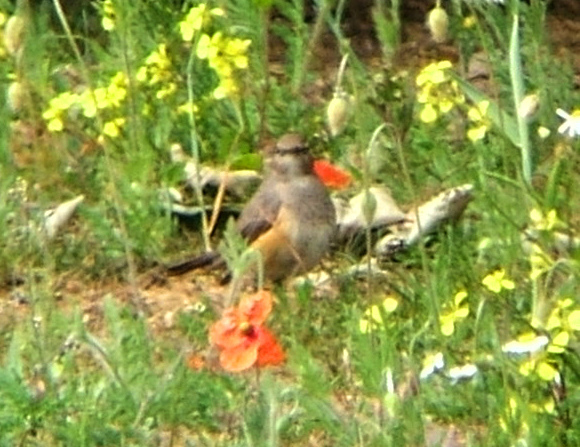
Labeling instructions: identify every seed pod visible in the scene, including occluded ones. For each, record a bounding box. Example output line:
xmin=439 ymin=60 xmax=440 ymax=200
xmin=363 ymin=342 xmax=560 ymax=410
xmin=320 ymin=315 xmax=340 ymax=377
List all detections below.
xmin=518 ymin=93 xmax=539 ymax=121
xmin=327 ymin=91 xmax=351 ymax=137
xmin=427 ymin=6 xmax=449 ymax=44
xmin=4 ymin=14 xmax=26 ymax=56
xmin=6 ymin=81 xmax=26 ymax=113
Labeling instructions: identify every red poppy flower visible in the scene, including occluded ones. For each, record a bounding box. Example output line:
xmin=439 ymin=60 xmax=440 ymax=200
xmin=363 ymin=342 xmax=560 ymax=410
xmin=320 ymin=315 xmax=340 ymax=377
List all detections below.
xmin=313 ymin=159 xmax=352 ymax=190
xmin=209 ymin=291 xmax=285 ymax=372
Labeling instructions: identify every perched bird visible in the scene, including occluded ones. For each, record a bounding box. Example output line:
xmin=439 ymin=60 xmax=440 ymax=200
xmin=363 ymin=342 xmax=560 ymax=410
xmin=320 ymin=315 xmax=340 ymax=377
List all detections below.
xmin=167 ymin=133 xmax=337 ymax=283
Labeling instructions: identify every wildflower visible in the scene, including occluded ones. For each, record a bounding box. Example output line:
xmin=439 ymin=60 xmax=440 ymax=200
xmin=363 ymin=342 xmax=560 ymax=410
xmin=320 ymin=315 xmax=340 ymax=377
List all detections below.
xmin=209 ymin=290 xmax=285 ymax=372
xmin=196 ymin=32 xmax=251 ymax=99
xmin=439 ymin=290 xmax=469 ymax=336
xmin=179 ymin=4 xmax=225 ymax=42
xmin=359 ymin=297 xmax=399 ymax=333
xmin=427 ymin=5 xmax=449 ymax=43
xmin=102 ymin=117 xmax=125 ymax=138
xmin=556 ymin=108 xmax=580 ymax=138
xmin=313 ymin=159 xmax=352 ymax=190
xmin=42 ymin=91 xmax=78 ymax=132
xmin=482 ymin=269 xmax=514 ymax=293
xmin=467 ymin=100 xmax=490 ymax=142
xmin=502 ymin=330 xmax=566 ymax=382
xmin=415 ymin=60 xmax=464 ymax=123
xmin=420 ymin=352 xmax=445 ymax=379
xmin=100 ymin=0 xmax=116 ymax=31
xmin=136 ymin=44 xmax=176 ymax=98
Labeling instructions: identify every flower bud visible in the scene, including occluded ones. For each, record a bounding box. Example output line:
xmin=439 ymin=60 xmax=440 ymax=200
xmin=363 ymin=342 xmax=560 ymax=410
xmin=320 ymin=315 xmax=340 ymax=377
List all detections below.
xmin=427 ymin=6 xmax=449 ymax=44
xmin=6 ymin=81 xmax=27 ymax=113
xmin=518 ymin=93 xmax=539 ymax=121
xmin=327 ymin=91 xmax=351 ymax=137
xmin=4 ymin=14 xmax=26 ymax=56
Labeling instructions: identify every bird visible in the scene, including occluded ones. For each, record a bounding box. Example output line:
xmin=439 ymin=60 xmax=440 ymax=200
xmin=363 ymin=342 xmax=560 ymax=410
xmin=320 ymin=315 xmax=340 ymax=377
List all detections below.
xmin=166 ymin=133 xmax=337 ymax=283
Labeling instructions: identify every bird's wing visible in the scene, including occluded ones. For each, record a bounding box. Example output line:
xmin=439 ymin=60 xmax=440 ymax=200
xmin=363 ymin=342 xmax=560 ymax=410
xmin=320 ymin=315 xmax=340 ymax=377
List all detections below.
xmin=236 ymin=180 xmax=283 ymax=243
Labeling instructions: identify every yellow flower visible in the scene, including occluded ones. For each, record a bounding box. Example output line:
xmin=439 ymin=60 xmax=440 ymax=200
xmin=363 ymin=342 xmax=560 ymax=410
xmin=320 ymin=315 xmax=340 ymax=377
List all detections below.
xmin=101 ymin=0 xmax=115 ymax=31
xmin=419 ymin=103 xmax=438 ymax=123
xmin=416 ymin=60 xmax=453 ymax=86
xmin=529 ymin=208 xmax=558 ymax=231
xmin=415 ymin=60 xmax=464 ymax=123
xmin=547 ymin=331 xmax=569 ymax=354
xmin=359 ymin=297 xmax=398 ymax=333
xmin=568 ymin=310 xmax=580 ymax=330
xmin=482 ymin=269 xmax=515 ymax=293
xmin=467 ymin=124 xmax=488 ymax=142
xmin=179 ymin=4 xmax=225 ymax=42
xmin=102 ymin=117 xmax=126 ymax=138
xmin=467 ymin=100 xmax=491 ymax=142
xmin=439 ymin=290 xmax=469 ymax=336
xmin=196 ymin=32 xmax=251 ymax=99
xmin=47 ymin=117 xmax=64 ymax=132
xmin=47 ymin=91 xmax=78 ymax=111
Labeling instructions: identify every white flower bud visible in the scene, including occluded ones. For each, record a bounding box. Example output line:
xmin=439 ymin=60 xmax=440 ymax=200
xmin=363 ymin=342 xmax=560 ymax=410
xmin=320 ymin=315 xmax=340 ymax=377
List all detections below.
xmin=7 ymin=81 xmax=26 ymax=113
xmin=4 ymin=14 xmax=26 ymax=56
xmin=518 ymin=93 xmax=539 ymax=120
xmin=427 ymin=6 xmax=449 ymax=44
xmin=327 ymin=92 xmax=351 ymax=137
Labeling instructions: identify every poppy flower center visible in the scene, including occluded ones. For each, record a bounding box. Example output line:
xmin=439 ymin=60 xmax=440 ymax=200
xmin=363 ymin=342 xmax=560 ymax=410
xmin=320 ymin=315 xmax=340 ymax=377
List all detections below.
xmin=239 ymin=321 xmax=256 ymax=337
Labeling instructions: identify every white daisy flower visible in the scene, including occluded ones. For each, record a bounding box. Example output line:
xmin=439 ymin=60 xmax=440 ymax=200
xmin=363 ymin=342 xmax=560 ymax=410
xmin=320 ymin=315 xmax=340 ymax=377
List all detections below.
xmin=556 ymin=108 xmax=580 ymax=138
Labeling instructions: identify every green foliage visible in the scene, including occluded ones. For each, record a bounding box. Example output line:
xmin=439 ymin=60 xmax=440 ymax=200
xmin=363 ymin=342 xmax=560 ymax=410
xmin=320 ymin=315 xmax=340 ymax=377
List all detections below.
xmin=1 ymin=0 xmax=580 ymax=445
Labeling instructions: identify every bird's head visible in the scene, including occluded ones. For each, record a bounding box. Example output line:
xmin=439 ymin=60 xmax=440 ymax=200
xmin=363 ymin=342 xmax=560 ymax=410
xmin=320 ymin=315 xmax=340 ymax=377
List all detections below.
xmin=266 ymin=133 xmax=314 ymax=177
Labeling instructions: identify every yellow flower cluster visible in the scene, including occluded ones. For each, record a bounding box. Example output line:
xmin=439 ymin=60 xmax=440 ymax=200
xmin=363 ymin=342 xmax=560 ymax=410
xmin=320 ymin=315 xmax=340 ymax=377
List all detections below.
xmin=439 ymin=290 xmax=469 ymax=336
xmin=42 ymin=71 xmax=128 ymax=140
xmin=196 ymin=32 xmax=251 ymax=99
xmin=179 ymin=4 xmax=224 ymax=42
xmin=415 ymin=60 xmax=465 ymax=124
xmin=179 ymin=4 xmax=251 ymax=99
xmin=136 ymin=43 xmax=176 ymax=99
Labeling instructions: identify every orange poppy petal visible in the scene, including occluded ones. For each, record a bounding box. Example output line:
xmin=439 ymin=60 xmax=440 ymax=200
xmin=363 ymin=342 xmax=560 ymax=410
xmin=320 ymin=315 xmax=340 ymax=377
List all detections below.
xmin=209 ymin=308 xmax=245 ymax=349
xmin=239 ymin=290 xmax=272 ymax=326
xmin=220 ymin=343 xmax=259 ymax=372
xmin=313 ymin=159 xmax=352 ymax=190
xmin=256 ymin=327 xmax=285 ymax=367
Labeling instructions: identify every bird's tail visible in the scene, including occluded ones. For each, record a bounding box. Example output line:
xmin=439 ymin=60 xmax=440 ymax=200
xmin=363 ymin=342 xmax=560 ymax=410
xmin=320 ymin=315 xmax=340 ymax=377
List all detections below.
xmin=166 ymin=251 xmax=222 ymax=276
